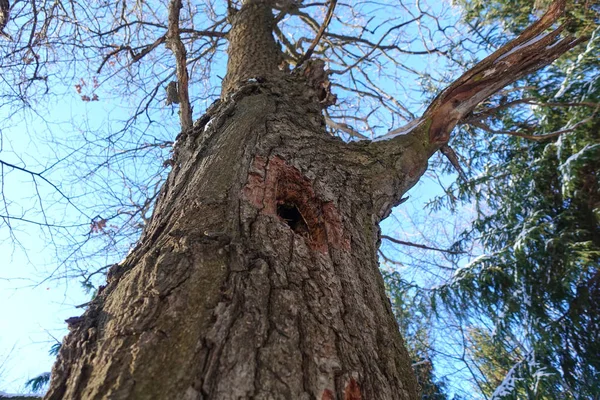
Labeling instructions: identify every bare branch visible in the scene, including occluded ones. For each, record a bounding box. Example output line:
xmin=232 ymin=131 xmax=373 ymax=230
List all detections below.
xmin=324 ymin=112 xmax=368 ymax=139
xmin=440 ymin=144 xmax=467 ymax=181
xmin=468 ymin=107 xmax=599 ymax=141
xmin=166 ymin=0 xmax=193 ymax=131
xmin=382 ymin=235 xmax=465 ymax=255
xmin=295 ymin=0 xmax=337 ymax=68
xmin=327 ymin=16 xmax=425 ymax=75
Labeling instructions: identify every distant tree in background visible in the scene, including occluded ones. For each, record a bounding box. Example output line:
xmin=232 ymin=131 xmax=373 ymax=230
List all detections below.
xmin=389 ymin=0 xmax=599 ymax=397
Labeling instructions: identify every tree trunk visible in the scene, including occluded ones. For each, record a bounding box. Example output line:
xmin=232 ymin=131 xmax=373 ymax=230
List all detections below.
xmin=46 ymin=2 xmax=423 ymax=398
xmin=45 ymin=60 xmax=424 ymax=400
xmin=45 ymin=0 xmax=580 ymax=398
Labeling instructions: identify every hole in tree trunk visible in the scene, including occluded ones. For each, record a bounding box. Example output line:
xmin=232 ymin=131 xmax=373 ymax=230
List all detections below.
xmin=244 ymin=156 xmax=348 ymax=251
xmin=277 ymin=202 xmax=309 ymax=236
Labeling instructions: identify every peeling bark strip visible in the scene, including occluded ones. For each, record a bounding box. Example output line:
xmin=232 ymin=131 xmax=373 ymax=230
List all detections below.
xmin=423 ymin=0 xmax=583 ymax=147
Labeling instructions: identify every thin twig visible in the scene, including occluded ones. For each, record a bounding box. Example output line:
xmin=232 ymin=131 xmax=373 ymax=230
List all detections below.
xmin=381 ymin=235 xmax=464 ymax=255
xmin=468 ymin=107 xmax=598 ymax=141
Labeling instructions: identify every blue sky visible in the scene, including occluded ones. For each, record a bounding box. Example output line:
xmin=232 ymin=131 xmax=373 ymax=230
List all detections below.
xmin=0 ymin=95 xmax=119 ymax=393
xmin=0 ymin=78 xmax=181 ymax=392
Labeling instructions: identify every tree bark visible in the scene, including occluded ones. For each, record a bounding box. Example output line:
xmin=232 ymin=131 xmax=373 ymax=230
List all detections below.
xmin=45 ymin=73 xmax=424 ymax=400
xmin=45 ymin=1 xmax=580 ymax=399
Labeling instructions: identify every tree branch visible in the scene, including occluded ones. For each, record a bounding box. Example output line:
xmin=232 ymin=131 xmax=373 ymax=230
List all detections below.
xmin=166 ymin=0 xmax=193 ymax=131
xmin=295 ymin=0 xmax=337 ymax=68
xmin=420 ymin=0 xmax=584 ymax=150
xmin=382 ymin=235 xmax=465 ymax=255
xmin=363 ymin=0 xmax=584 ymax=215
xmin=324 ymin=112 xmax=368 ymax=139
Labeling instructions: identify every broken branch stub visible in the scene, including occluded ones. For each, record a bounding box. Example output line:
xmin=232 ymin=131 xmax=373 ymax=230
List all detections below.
xmin=424 ymin=0 xmax=584 ymax=147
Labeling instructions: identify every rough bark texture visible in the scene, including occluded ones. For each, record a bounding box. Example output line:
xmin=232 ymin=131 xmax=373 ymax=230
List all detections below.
xmin=45 ymin=1 xmax=579 ymax=399
xmin=221 ymin=0 xmax=283 ymax=98
xmin=45 ymin=73 xmax=426 ymax=399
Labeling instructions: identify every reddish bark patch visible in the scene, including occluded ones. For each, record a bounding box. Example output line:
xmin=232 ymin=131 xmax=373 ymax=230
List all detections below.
xmin=322 ymin=202 xmax=351 ymax=250
xmin=243 ymin=155 xmax=350 ymax=252
xmin=321 ymin=389 xmax=335 ymax=400
xmin=244 ymin=155 xmax=274 ymax=211
xmin=344 ymin=378 xmax=362 ymax=400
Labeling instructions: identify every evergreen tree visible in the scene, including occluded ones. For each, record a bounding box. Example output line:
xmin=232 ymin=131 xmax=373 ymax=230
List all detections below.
xmin=385 ymin=270 xmax=451 ymax=399
xmin=423 ymin=1 xmax=599 ymax=397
